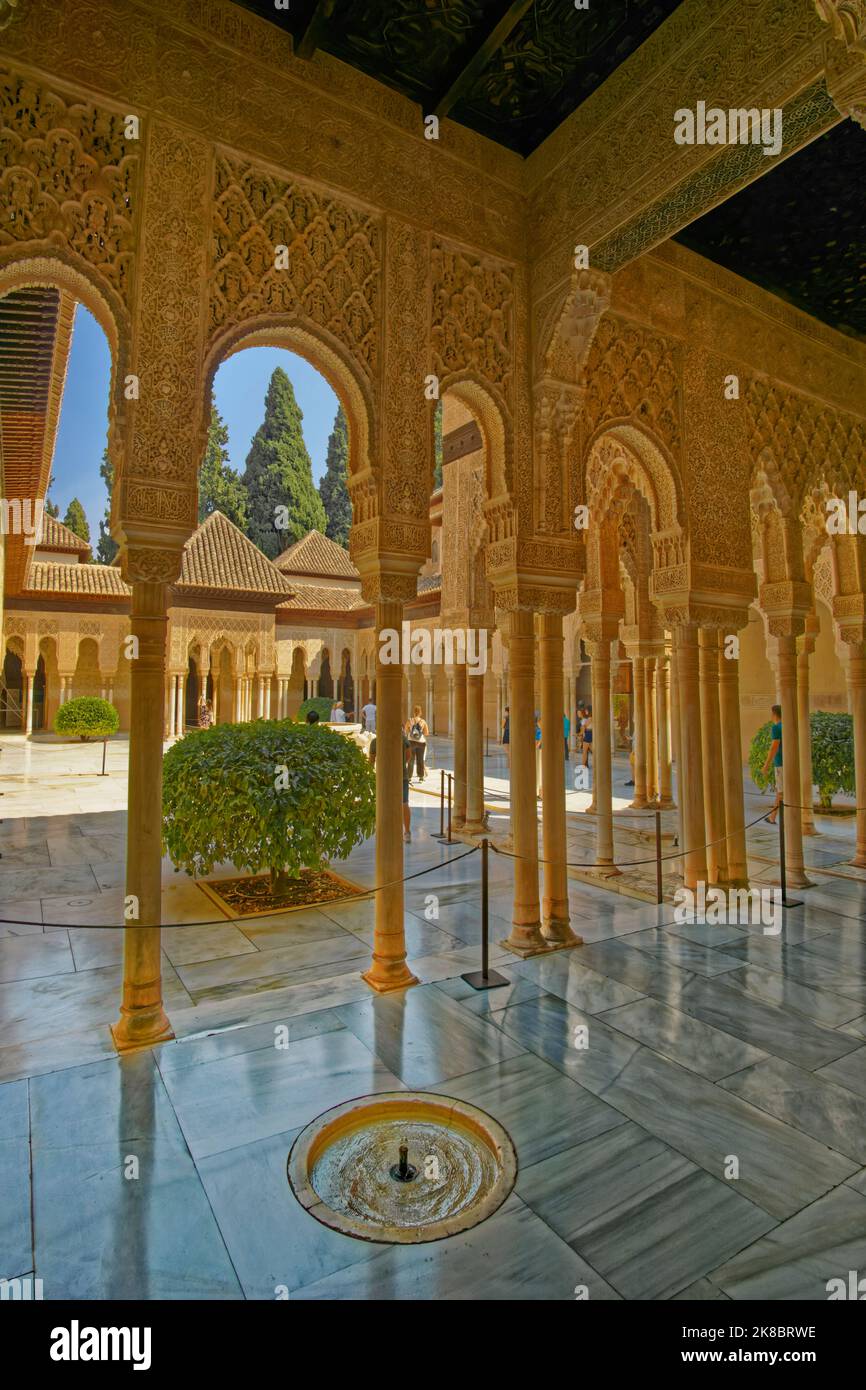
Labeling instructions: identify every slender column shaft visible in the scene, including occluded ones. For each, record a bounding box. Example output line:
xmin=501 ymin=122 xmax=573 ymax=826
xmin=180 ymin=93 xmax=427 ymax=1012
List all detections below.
xmin=465 ymin=654 xmax=485 ymax=832
xmin=168 ymin=676 xmax=177 ymax=737
xmin=699 ymin=629 xmax=727 ymax=885
xmin=631 ymin=656 xmax=648 ymax=808
xmin=264 ymin=677 xmax=272 ymax=720
xmin=658 ymin=655 xmax=674 ymax=806
xmin=777 ymin=636 xmax=811 ymax=887
xmin=848 ymin=652 xmax=866 ymax=868
xmin=670 ymin=638 xmax=685 ymax=856
xmin=504 ymin=610 xmax=546 ymax=951
xmin=675 ymin=625 xmax=708 ymax=889
xmin=452 ymin=664 xmax=468 ymax=828
xmin=113 ymin=581 xmax=173 ymax=1050
xmin=24 ymin=673 xmax=34 ymax=734
xmin=797 ymin=650 xmax=816 ymax=835
xmin=175 ymin=675 xmax=184 ymax=736
xmin=645 ymin=657 xmax=658 ymax=801
xmin=447 ymin=676 xmax=454 ymax=737
xmin=590 ymin=640 xmax=617 ymax=870
xmin=718 ymin=633 xmax=749 ymax=885
xmin=539 ymin=614 xmax=579 ymax=942
xmin=364 ymin=596 xmax=417 ymax=993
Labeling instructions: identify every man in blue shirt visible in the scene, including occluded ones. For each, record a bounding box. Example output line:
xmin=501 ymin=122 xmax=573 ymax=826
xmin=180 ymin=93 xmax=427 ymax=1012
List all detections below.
xmin=563 ymin=711 xmax=571 ymax=762
xmin=761 ymin=703 xmax=783 ymax=825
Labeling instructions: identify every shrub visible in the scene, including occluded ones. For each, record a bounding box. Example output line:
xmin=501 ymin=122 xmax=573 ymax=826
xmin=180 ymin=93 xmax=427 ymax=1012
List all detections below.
xmin=297 ymin=695 xmax=336 ymax=723
xmin=53 ymin=696 xmax=119 ymax=741
xmin=162 ymin=718 xmax=376 ymax=890
xmin=748 ymin=711 xmax=855 ymax=808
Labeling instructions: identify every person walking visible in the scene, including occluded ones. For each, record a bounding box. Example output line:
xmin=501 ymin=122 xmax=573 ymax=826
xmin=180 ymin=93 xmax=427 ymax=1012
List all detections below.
xmin=563 ymin=709 xmax=571 ymax=762
xmin=402 ymin=730 xmax=413 ymax=842
xmin=329 ymin=700 xmax=347 ymax=723
xmin=361 ymin=698 xmax=376 ymax=733
xmin=762 ymin=703 xmax=784 ymax=824
xmin=502 ymin=705 xmax=510 ymax=768
xmin=582 ymin=705 xmax=593 ymax=769
xmin=405 ymin=705 xmax=429 ymax=780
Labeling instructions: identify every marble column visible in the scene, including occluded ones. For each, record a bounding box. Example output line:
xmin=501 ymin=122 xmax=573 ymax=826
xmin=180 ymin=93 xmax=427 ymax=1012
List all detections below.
xmin=364 ymin=596 xmax=417 ymax=992
xmin=670 ymin=643 xmax=685 ymax=857
xmin=631 ymin=655 xmax=648 ymax=808
xmin=567 ymin=673 xmax=577 ymax=752
xmin=425 ymin=673 xmax=435 ymax=731
xmin=645 ymin=657 xmax=658 ymax=802
xmin=699 ymin=629 xmax=727 ymax=886
xmin=24 ymin=671 xmax=35 ymax=734
xmin=539 ymin=613 xmax=580 ymax=943
xmin=847 ymin=649 xmax=866 ymax=868
xmin=452 ymin=663 xmax=468 ymax=829
xmin=264 ymin=677 xmax=272 ymax=720
xmin=675 ymin=625 xmax=708 ymax=889
xmin=447 ymin=674 xmax=455 ymax=737
xmin=657 ymin=654 xmax=674 ymax=807
xmin=167 ymin=676 xmax=177 ymax=738
xmin=589 ymin=639 xmax=618 ymax=873
xmin=776 ymin=635 xmax=812 ymax=888
xmin=504 ymin=609 xmax=547 ymax=952
xmin=113 ymin=579 xmax=173 ymax=1050
xmin=718 ymin=630 xmax=749 ymax=886
xmin=797 ymin=641 xmax=817 ymax=835
xmin=175 ymin=674 xmax=185 ymax=736
xmin=464 ymin=653 xmax=486 ymax=834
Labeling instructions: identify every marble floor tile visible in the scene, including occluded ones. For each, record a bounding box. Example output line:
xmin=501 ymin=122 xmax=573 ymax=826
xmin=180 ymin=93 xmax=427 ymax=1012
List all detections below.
xmin=0 ymin=932 xmax=74 ymax=983
xmin=569 ymin=936 xmax=694 ymax=1000
xmin=348 ymin=916 xmax=463 ymax=957
xmin=197 ymin=1124 xmax=379 ymax=1297
xmin=156 ymin=1008 xmax=344 ymax=1074
xmin=672 ymin=1278 xmax=731 ymax=1300
xmin=335 ymin=982 xmax=525 ymax=1088
xmin=237 ymin=908 xmax=359 ymax=949
xmin=816 ymin=1045 xmax=866 ymax=1100
xmin=160 ymin=922 xmax=259 ymax=967
xmin=598 ymin=996 xmax=768 ymax=1081
xmin=665 ymin=919 xmax=749 ymax=948
xmin=670 ymin=975 xmax=863 ymax=1069
xmin=30 ymin=1053 xmax=243 ymax=1299
xmin=624 ymin=928 xmax=745 ymax=977
xmin=512 ymin=950 xmax=644 ymax=1014
xmin=721 ymin=1054 xmax=866 ymax=1163
xmin=0 ymin=1079 xmax=32 ymax=1279
xmin=0 ymin=863 xmax=99 ymax=905
xmin=292 ymin=1193 xmax=620 ymax=1301
xmin=722 ymin=935 xmax=866 ymax=1003
xmin=434 ymin=969 xmax=545 ymax=1016
xmin=166 ymin=968 xmax=373 ymax=1040
xmin=0 ymin=900 xmax=43 ymax=936
xmin=720 ymin=961 xmax=863 ymax=1029
xmin=0 ymin=1024 xmax=119 ymax=1085
xmin=423 ymin=1050 xmax=628 ymax=1168
xmin=496 ymin=993 xmax=856 ymax=1219
xmin=159 ymin=1024 xmax=405 ymax=1159
xmin=174 ymin=933 xmax=368 ymax=997
xmin=709 ymin=1185 xmax=866 ymax=1300
xmin=516 ymin=1121 xmax=776 ymax=1300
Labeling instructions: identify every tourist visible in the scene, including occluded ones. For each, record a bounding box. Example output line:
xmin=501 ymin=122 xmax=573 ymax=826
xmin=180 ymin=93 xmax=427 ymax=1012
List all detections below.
xmin=403 ymin=731 xmax=412 ymax=842
xmin=582 ymin=705 xmax=593 ymax=769
xmin=535 ymin=711 xmax=542 ymax=797
xmin=330 ymin=700 xmax=347 ymax=723
xmin=197 ymin=694 xmax=212 ymax=728
xmin=306 ymin=709 xmax=319 ymax=724
xmin=405 ymin=705 xmax=428 ymax=780
xmin=502 ymin=705 xmax=510 ymax=767
xmin=762 ymin=703 xmax=784 ymax=824
xmin=368 ymin=735 xmax=376 ymax=768
xmin=361 ymin=697 xmax=376 ymax=733
xmin=563 ymin=709 xmax=570 ymax=762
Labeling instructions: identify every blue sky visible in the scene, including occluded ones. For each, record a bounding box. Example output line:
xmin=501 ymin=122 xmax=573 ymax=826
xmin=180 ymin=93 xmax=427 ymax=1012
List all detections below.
xmin=50 ymin=305 xmax=339 ymax=538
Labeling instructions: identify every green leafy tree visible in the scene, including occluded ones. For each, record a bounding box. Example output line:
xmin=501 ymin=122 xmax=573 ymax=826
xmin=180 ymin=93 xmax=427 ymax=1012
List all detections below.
xmin=749 ymin=711 xmax=855 ymax=808
xmin=162 ymin=720 xmax=376 ymax=892
xmin=62 ymin=497 xmax=90 ymax=545
xmin=298 ymin=696 xmax=336 ymax=723
xmin=96 ymin=447 xmax=118 ymax=564
xmin=242 ymin=367 xmax=326 ymax=558
xmin=54 ymin=696 xmax=119 ymax=742
xmin=318 ymin=403 xmax=351 ymax=546
xmin=199 ymin=403 xmax=247 ymax=531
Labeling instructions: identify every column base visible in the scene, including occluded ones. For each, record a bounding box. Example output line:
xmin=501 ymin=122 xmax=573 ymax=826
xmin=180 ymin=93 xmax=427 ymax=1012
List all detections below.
xmin=629 ymin=796 xmax=649 ymax=810
xmin=362 ymin=960 xmax=420 ymax=993
xmin=784 ymin=868 xmax=814 ymax=890
xmin=501 ymin=922 xmax=549 ymax=956
xmin=588 ymin=862 xmax=621 ymax=879
xmin=801 ymin=823 xmax=819 ymax=836
xmin=111 ymin=1008 xmax=174 ymax=1054
xmin=849 ymin=853 xmax=866 ymax=869
xmin=657 ymin=797 xmax=676 ymax=810
xmin=462 ymin=820 xmax=488 ymax=836
xmin=542 ymin=917 xmax=583 ymax=947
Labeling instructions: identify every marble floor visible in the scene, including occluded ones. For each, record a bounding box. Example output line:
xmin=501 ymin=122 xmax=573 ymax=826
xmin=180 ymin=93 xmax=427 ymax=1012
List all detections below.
xmin=3 ymin=731 xmax=866 ymax=1299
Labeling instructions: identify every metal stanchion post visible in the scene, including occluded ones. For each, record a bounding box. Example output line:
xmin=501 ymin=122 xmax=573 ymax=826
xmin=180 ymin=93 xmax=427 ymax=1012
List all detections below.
xmin=434 ymin=768 xmax=448 ymax=841
xmin=99 ymin=738 xmax=108 ymax=776
xmin=462 ymin=838 xmax=508 ymax=990
xmin=655 ymin=808 xmax=663 ymax=905
xmin=446 ymin=773 xmax=453 ymax=844
xmin=778 ymin=799 xmax=801 ymax=909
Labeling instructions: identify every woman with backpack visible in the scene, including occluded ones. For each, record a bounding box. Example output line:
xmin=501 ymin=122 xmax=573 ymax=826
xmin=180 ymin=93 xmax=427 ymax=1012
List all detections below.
xmin=405 ymin=705 xmax=429 ymax=781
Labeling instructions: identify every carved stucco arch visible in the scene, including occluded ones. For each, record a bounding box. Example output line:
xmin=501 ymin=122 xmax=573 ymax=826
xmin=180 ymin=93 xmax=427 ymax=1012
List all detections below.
xmin=440 ymin=371 xmax=512 ymax=508
xmin=585 ymin=421 xmax=687 ymax=571
xmin=0 ymin=254 xmax=129 ymax=515
xmin=204 ymin=317 xmax=376 ymax=493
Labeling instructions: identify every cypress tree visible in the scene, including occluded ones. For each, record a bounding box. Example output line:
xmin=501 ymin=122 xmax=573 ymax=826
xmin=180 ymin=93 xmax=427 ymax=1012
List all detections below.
xmin=241 ymin=367 xmax=326 ymax=557
xmin=63 ymin=497 xmax=90 ymax=545
xmin=199 ymin=403 xmax=247 ymax=531
xmin=96 ymin=447 xmax=118 ymax=564
xmin=318 ymin=403 xmax=351 ymax=546
xmin=433 ymin=399 xmax=443 ymax=491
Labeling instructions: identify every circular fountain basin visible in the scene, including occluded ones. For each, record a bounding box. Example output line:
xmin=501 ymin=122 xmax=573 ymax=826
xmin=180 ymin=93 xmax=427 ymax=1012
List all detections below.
xmin=287 ymin=1092 xmax=517 ymax=1244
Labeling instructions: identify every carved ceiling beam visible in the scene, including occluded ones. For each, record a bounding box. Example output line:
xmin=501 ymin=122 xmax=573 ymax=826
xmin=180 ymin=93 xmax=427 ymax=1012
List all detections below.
xmin=815 ymin=1 xmax=866 ymax=51
xmin=433 ymin=1 xmax=535 ymax=119
xmin=295 ymin=0 xmax=336 ymax=62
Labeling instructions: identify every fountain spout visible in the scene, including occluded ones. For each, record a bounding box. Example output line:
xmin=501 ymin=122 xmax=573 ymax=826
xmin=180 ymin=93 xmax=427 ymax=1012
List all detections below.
xmin=390 ymin=1139 xmax=417 ymax=1183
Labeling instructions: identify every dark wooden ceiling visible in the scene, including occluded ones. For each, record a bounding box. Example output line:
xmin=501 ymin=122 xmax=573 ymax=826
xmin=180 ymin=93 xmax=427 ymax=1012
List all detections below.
xmin=235 ymin=0 xmax=685 ymax=156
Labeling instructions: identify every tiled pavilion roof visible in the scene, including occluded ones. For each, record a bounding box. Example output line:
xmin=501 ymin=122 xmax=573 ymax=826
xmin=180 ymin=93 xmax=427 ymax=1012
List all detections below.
xmin=274 ymin=529 xmax=358 ymax=580
xmin=277 ymin=585 xmax=366 ymax=613
xmin=38 ymin=512 xmax=91 ymax=558
xmin=26 ymin=561 xmax=129 ymax=597
xmin=176 ymin=511 xmax=295 ymax=599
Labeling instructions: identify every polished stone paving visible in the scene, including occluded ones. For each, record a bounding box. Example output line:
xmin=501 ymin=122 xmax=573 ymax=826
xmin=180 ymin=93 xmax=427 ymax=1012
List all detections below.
xmin=3 ymin=732 xmax=866 ymax=1298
